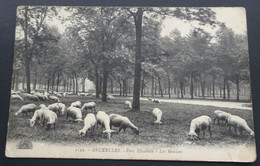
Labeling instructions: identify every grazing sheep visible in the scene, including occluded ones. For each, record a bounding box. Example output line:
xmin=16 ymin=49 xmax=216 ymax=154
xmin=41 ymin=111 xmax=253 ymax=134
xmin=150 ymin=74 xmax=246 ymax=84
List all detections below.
xmin=187 ymin=115 xmax=212 ymax=140
xmin=48 ymin=103 xmax=66 ymax=116
xmin=81 ymin=102 xmax=96 ymax=113
xmin=96 ymin=111 xmax=115 ymax=139
xmin=124 ymin=100 xmax=132 ymax=109
xmin=29 ymin=108 xmax=45 ymax=127
xmin=107 ymin=95 xmax=116 ymax=103
xmin=152 ymin=99 xmax=161 ymax=104
xmin=63 ymin=92 xmax=68 ymax=97
xmin=77 ymin=93 xmax=87 ymax=96
xmin=11 ymin=94 xmax=23 ymax=101
xmin=147 ymin=97 xmax=152 ymax=101
xmin=23 ymin=93 xmax=39 ymax=101
xmin=49 ymin=95 xmax=60 ymax=102
xmin=70 ymin=101 xmax=81 ymax=108
xmin=227 ymin=115 xmax=254 ymax=136
xmin=109 ymin=114 xmax=139 ymax=135
xmin=34 ymin=92 xmax=47 ymax=101
xmin=11 ymin=90 xmax=19 ymax=95
xmin=66 ymin=106 xmax=83 ymax=122
xmin=214 ymin=110 xmax=231 ymax=125
xmin=67 ymin=92 xmax=74 ymax=95
xmin=42 ymin=108 xmax=58 ymax=130
xmin=152 ymin=108 xmax=162 ymax=124
xmin=56 ymin=93 xmax=62 ymax=97
xmin=15 ymin=103 xmax=36 ymax=116
xmin=43 ymin=92 xmax=49 ymax=99
xmin=79 ymin=113 xmax=97 ymax=136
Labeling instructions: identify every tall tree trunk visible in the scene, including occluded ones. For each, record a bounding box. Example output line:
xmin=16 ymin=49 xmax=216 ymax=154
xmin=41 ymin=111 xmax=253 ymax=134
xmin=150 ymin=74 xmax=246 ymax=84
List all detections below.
xmin=180 ymin=81 xmax=184 ymax=98
xmin=82 ymin=78 xmax=85 ymax=92
xmin=132 ymin=8 xmax=143 ymax=111
xmin=141 ymin=74 xmax=145 ymax=97
xmin=110 ymin=79 xmax=113 ymax=94
xmin=167 ymin=73 xmax=171 ymax=99
xmin=190 ymin=74 xmax=194 ymax=99
xmin=75 ymin=74 xmax=78 ymax=94
xmin=158 ymin=77 xmax=163 ymax=97
xmin=15 ymin=70 xmax=19 ymax=90
xmin=56 ymin=73 xmax=60 ymax=92
xmin=151 ymin=76 xmax=154 ymax=97
xmin=51 ymin=73 xmax=55 ymax=93
xmin=223 ymin=76 xmax=226 ymax=99
xmin=236 ymin=74 xmax=240 ymax=101
xmin=72 ymin=77 xmax=75 ymax=94
xmin=47 ymin=79 xmax=50 ymax=92
xmin=212 ymin=77 xmax=215 ymax=99
xmin=119 ymin=80 xmax=122 ymax=96
xmin=95 ymin=67 xmax=99 ymax=98
xmin=227 ymin=80 xmax=230 ymax=100
xmin=102 ymin=69 xmax=108 ymax=102
xmin=33 ymin=69 xmax=38 ymax=90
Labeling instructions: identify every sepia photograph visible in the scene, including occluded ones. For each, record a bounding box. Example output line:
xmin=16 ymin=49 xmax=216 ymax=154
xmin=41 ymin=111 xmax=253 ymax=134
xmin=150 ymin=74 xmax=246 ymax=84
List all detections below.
xmin=5 ymin=6 xmax=256 ymax=162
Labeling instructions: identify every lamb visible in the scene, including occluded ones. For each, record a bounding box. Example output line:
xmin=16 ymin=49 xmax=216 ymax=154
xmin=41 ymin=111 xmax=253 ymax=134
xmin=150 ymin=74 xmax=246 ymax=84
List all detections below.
xmin=15 ymin=103 xmax=36 ymax=116
xmin=66 ymin=106 xmax=83 ymax=122
xmin=29 ymin=108 xmax=45 ymax=127
xmin=48 ymin=103 xmax=66 ymax=116
xmin=34 ymin=92 xmax=47 ymax=101
xmin=79 ymin=113 xmax=97 ymax=136
xmin=124 ymin=100 xmax=132 ymax=109
xmin=152 ymin=99 xmax=161 ymax=104
xmin=96 ymin=111 xmax=115 ymax=139
xmin=11 ymin=90 xmax=19 ymax=95
xmin=227 ymin=115 xmax=254 ymax=136
xmin=214 ymin=110 xmax=231 ymax=125
xmin=107 ymin=95 xmax=116 ymax=103
xmin=109 ymin=114 xmax=139 ymax=135
xmin=187 ymin=115 xmax=212 ymax=140
xmin=11 ymin=94 xmax=23 ymax=101
xmin=49 ymin=95 xmax=60 ymax=102
xmin=56 ymin=93 xmax=62 ymax=97
xmin=152 ymin=108 xmax=162 ymax=124
xmin=41 ymin=107 xmax=58 ymax=130
xmin=23 ymin=93 xmax=39 ymax=101
xmin=70 ymin=101 xmax=81 ymax=108
xmin=81 ymin=102 xmax=96 ymax=113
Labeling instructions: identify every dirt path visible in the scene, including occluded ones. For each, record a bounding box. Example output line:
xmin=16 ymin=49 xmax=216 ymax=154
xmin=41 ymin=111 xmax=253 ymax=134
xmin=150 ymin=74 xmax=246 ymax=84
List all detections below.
xmin=137 ymin=97 xmax=252 ymax=110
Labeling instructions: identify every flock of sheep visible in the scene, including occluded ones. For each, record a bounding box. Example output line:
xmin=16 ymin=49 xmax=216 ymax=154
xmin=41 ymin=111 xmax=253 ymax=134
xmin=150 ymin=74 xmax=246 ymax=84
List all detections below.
xmin=11 ymin=90 xmax=254 ymax=141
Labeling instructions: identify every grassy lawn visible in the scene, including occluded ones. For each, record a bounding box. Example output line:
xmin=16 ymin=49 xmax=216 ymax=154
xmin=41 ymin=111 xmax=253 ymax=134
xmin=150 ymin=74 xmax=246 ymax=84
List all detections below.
xmin=7 ymin=95 xmax=255 ymax=147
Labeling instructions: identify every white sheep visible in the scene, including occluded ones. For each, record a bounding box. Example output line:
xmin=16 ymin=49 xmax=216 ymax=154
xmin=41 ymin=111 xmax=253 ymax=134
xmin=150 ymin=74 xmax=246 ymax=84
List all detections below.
xmin=15 ymin=103 xmax=36 ymax=116
xmin=63 ymin=92 xmax=68 ymax=97
xmin=214 ymin=110 xmax=231 ymax=125
xmin=42 ymin=108 xmax=58 ymax=130
xmin=79 ymin=113 xmax=97 ymax=136
xmin=81 ymin=102 xmax=96 ymax=112
xmin=227 ymin=115 xmax=254 ymax=136
xmin=152 ymin=99 xmax=161 ymax=104
xmin=49 ymin=95 xmax=60 ymax=102
xmin=107 ymin=95 xmax=116 ymax=102
xmin=11 ymin=90 xmax=20 ymax=95
xmin=29 ymin=108 xmax=45 ymax=127
xmin=152 ymin=108 xmax=162 ymax=124
xmin=48 ymin=103 xmax=66 ymax=116
xmin=147 ymin=97 xmax=152 ymax=101
xmin=56 ymin=93 xmax=62 ymax=97
xmin=109 ymin=114 xmax=139 ymax=135
xmin=66 ymin=106 xmax=83 ymax=122
xmin=11 ymin=94 xmax=23 ymax=101
xmin=43 ymin=92 xmax=49 ymax=99
xmin=70 ymin=101 xmax=81 ymax=108
xmin=124 ymin=100 xmax=132 ymax=109
xmin=96 ymin=111 xmax=115 ymax=139
xmin=187 ymin=115 xmax=212 ymax=140
xmin=23 ymin=93 xmax=39 ymax=101
xmin=34 ymin=92 xmax=47 ymax=101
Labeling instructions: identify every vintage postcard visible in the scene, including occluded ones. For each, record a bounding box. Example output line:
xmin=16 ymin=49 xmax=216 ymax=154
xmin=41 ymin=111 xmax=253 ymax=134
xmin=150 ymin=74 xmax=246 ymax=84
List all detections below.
xmin=5 ymin=6 xmax=256 ymax=162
